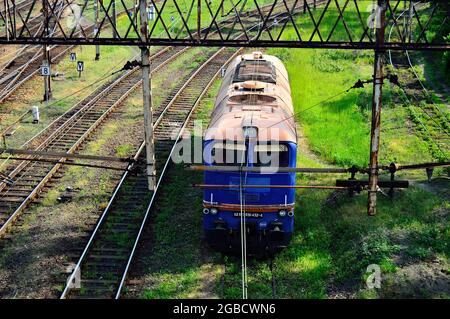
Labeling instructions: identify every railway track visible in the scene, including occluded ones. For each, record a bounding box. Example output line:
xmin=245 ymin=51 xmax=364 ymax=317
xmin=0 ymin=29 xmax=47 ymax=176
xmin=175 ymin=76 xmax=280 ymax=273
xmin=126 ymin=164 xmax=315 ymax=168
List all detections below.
xmin=59 ymin=3 xmax=300 ymax=299
xmin=0 ymin=0 xmax=313 ymax=236
xmin=0 ymin=0 xmax=320 ymax=297
xmin=121 ymin=1 xmax=328 ymax=300
xmin=387 ymin=3 xmax=450 ymax=161
xmin=60 ymin=46 xmax=239 ymax=298
xmin=0 ymin=0 xmax=64 ymax=101
xmin=0 ymin=0 xmax=36 ymax=26
xmin=390 ymin=52 xmax=450 ymax=159
xmin=63 ymin=0 xmax=322 ymax=299
xmin=0 ymin=1 xmax=110 ymax=103
xmin=0 ymin=46 xmax=189 ymax=237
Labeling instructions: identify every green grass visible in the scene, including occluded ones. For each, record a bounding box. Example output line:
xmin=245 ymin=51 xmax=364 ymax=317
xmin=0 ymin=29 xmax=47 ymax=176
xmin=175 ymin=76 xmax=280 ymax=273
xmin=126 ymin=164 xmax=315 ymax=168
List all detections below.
xmin=264 ymin=0 xmax=442 ymax=167
xmin=115 ymin=0 xmax=276 ymax=39
xmin=139 ymin=165 xmax=223 ymax=299
xmin=134 ymin=1 xmax=449 ymax=300
xmin=218 ymin=183 xmax=449 ymax=299
xmin=268 ymin=47 xmax=374 ymax=167
xmin=135 ymin=160 xmax=449 ymax=299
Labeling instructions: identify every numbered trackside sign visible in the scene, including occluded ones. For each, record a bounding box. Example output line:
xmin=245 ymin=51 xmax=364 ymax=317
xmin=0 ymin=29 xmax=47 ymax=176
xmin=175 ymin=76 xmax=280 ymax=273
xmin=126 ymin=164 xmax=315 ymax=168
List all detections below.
xmin=77 ymin=61 xmax=84 ymax=72
xmin=69 ymin=52 xmax=76 ymax=62
xmin=41 ymin=65 xmax=50 ymax=76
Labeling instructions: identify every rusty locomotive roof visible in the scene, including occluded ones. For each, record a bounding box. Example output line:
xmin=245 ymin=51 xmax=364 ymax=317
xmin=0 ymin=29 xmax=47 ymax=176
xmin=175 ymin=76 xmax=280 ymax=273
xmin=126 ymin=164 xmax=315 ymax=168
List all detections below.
xmin=205 ymin=52 xmax=297 ymax=143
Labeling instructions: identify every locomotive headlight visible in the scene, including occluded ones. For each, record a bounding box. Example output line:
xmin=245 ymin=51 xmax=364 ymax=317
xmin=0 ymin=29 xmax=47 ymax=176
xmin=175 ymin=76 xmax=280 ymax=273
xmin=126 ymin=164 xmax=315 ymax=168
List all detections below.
xmin=278 ymin=210 xmax=287 ymax=217
xmin=288 ymin=210 xmax=294 ymax=217
xmin=210 ymin=208 xmax=218 ymax=215
xmin=203 ymin=208 xmax=210 ymax=215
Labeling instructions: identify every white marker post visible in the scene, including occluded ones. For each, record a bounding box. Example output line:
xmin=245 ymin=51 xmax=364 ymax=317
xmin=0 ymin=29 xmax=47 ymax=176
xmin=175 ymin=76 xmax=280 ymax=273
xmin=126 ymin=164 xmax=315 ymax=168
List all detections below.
xmin=77 ymin=61 xmax=84 ymax=78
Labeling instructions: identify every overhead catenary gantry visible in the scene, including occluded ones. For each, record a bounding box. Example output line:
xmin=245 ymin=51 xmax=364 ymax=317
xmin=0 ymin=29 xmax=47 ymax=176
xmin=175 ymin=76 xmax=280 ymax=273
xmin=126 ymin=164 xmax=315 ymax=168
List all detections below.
xmin=1 ymin=0 xmax=449 ymax=215
xmin=0 ymin=0 xmax=448 ymax=50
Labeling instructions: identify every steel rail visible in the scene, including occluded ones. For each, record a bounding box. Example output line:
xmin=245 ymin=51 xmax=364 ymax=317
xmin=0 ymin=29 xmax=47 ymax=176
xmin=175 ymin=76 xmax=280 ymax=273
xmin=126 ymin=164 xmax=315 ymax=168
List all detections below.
xmin=114 ymin=1 xmax=316 ymax=298
xmin=114 ymin=47 xmax=242 ymax=299
xmin=0 ymin=0 xmax=68 ymax=72
xmin=60 ymin=46 xmax=242 ymax=299
xmin=0 ymin=0 xmax=307 ymax=188
xmin=0 ymin=2 xmax=127 ymax=103
xmin=0 ymin=46 xmax=173 ymax=192
xmin=61 ymin=0 xmax=300 ymax=298
xmin=387 ymin=3 xmax=449 ymax=160
xmin=1 ymin=0 xmax=265 ymax=188
xmin=0 ymin=46 xmax=188 ymax=237
xmin=59 ymin=142 xmax=145 ymax=299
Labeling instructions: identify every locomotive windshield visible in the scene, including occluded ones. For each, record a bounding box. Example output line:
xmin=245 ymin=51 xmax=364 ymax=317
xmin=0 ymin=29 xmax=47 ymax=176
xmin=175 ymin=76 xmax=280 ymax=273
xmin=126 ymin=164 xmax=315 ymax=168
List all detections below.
xmin=253 ymin=144 xmax=290 ymax=167
xmin=233 ymin=60 xmax=277 ymax=84
xmin=211 ymin=142 xmax=246 ymax=165
xmin=209 ymin=142 xmax=290 ymax=167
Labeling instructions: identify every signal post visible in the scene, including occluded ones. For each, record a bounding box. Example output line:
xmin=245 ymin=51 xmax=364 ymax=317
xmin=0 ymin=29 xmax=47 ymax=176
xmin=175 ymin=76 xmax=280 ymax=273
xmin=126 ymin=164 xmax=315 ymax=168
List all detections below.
xmin=367 ymin=0 xmax=387 ymax=216
xmin=139 ymin=0 xmax=156 ymax=191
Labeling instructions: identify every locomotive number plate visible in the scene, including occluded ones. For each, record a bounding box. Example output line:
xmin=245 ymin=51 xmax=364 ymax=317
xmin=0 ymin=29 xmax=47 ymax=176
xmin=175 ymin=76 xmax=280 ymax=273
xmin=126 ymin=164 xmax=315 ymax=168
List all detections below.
xmin=233 ymin=212 xmax=263 ymax=218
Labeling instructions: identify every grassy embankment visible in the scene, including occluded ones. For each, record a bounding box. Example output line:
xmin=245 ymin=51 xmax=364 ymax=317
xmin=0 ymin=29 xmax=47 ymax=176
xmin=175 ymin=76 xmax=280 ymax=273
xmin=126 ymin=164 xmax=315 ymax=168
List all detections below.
xmin=136 ymin=1 xmax=449 ymax=299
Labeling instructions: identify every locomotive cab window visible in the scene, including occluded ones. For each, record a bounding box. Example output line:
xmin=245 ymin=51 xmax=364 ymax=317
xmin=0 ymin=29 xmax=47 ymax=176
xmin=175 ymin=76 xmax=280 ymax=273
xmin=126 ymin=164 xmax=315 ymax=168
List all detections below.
xmin=233 ymin=60 xmax=277 ymax=84
xmin=253 ymin=144 xmax=290 ymax=167
xmin=211 ymin=142 xmax=247 ymax=165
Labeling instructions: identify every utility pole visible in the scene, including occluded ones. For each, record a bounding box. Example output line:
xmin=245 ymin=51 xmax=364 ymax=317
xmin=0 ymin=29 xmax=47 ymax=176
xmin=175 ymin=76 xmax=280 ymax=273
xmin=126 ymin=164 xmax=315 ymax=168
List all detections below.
xmin=139 ymin=0 xmax=155 ymax=191
xmin=42 ymin=0 xmax=51 ymax=101
xmin=134 ymin=0 xmax=138 ymax=25
xmin=407 ymin=1 xmax=414 ymax=43
xmin=4 ymin=0 xmax=10 ymax=41
xmin=94 ymin=0 xmax=100 ymax=60
xmin=112 ymin=0 xmax=117 ymax=39
xmin=367 ymin=0 xmax=386 ymax=216
xmin=197 ymin=0 xmax=201 ymax=42
xmin=11 ymin=0 xmax=16 ymax=37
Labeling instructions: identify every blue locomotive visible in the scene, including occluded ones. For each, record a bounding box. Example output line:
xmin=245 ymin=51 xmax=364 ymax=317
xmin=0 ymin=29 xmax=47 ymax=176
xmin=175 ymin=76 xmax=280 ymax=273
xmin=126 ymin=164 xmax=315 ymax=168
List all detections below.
xmin=202 ymin=52 xmax=297 ymax=254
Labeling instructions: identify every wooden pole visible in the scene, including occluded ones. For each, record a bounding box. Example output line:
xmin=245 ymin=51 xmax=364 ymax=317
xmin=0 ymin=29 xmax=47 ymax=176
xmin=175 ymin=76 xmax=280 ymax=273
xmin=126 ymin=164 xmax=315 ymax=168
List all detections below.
xmin=140 ymin=0 xmax=155 ymax=190
xmin=367 ymin=0 xmax=386 ymax=216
